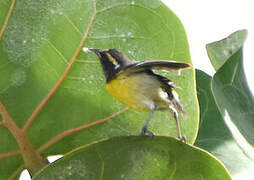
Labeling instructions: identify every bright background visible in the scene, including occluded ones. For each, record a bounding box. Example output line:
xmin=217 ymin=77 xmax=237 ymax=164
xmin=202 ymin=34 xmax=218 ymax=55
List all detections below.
xmin=20 ymin=0 xmax=254 ymax=179
xmin=163 ymin=0 xmax=254 ymax=94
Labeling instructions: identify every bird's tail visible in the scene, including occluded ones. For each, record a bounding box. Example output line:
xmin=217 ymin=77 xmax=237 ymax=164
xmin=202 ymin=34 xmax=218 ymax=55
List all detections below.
xmin=171 ymin=90 xmax=186 ymax=115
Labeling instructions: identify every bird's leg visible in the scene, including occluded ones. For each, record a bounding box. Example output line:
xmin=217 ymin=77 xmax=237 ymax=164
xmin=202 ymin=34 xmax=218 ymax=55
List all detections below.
xmin=140 ymin=106 xmax=156 ymax=137
xmin=169 ymin=106 xmax=186 ymax=142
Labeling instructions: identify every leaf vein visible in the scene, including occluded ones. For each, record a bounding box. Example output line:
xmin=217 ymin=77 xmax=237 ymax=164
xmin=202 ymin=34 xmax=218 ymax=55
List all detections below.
xmin=23 ymin=0 xmax=97 ymax=131
xmin=43 ymin=59 xmax=61 ymax=78
xmin=0 ymin=85 xmax=10 ymax=94
xmin=0 ymin=0 xmax=16 ymax=39
xmin=97 ymin=2 xmax=131 ymax=14
xmin=168 ymin=163 xmax=176 ymax=180
xmin=63 ymin=15 xmax=83 ymax=36
xmin=45 ymin=39 xmax=69 ymax=64
xmin=99 ymin=161 xmax=104 ymax=180
xmin=37 ymin=107 xmax=129 ymax=153
xmin=107 ymin=119 xmax=131 ymax=134
xmin=0 ymin=150 xmax=20 ymax=160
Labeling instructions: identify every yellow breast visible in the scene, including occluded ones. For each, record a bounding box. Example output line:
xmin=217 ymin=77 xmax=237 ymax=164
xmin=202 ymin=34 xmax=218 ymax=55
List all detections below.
xmin=106 ymin=74 xmax=152 ymax=112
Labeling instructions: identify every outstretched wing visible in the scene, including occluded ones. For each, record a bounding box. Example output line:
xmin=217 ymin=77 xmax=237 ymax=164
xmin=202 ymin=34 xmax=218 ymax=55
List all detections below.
xmin=126 ymin=60 xmax=191 ymax=75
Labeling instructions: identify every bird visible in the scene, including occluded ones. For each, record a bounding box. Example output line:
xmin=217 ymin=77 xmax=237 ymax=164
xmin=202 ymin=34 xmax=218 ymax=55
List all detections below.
xmin=86 ymin=48 xmax=191 ymax=142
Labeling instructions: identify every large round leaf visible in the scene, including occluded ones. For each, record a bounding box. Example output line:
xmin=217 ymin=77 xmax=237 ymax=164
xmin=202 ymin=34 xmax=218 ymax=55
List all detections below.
xmin=0 ymin=0 xmax=198 ymax=178
xmin=207 ymin=30 xmax=254 ymax=160
xmin=195 ymin=70 xmax=254 ymax=179
xmin=34 ymin=136 xmax=230 ymax=180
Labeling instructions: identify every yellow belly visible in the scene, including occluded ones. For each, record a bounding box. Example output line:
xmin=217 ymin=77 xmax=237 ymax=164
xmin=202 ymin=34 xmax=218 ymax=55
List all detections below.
xmin=106 ymin=75 xmax=152 ymax=112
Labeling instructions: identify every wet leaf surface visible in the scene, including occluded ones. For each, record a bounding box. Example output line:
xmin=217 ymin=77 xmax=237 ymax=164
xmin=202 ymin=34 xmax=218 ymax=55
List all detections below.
xmin=34 ymin=136 xmax=230 ymax=180
xmin=0 ymin=0 xmax=198 ymax=178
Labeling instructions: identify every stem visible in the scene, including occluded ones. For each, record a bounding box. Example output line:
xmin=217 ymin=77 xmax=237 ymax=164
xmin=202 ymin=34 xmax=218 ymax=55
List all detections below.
xmin=0 ymin=102 xmax=47 ymax=176
xmin=38 ymin=107 xmax=128 ymax=152
xmin=0 ymin=150 xmax=20 ymax=160
xmin=0 ymin=0 xmax=16 ymax=40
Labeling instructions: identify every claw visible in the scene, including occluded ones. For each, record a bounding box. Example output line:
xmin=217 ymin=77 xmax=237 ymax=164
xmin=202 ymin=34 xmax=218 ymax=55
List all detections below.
xmin=178 ymin=135 xmax=186 ymax=143
xmin=140 ymin=127 xmax=155 ymax=137
xmin=140 ymin=107 xmax=156 ymax=137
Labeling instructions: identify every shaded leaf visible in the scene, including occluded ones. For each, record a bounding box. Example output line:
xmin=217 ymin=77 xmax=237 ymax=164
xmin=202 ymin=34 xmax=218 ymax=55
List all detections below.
xmin=195 ymin=70 xmax=254 ymax=178
xmin=34 ymin=136 xmax=230 ymax=180
xmin=206 ymin=30 xmax=254 ymax=160
xmin=0 ymin=0 xmax=198 ymax=177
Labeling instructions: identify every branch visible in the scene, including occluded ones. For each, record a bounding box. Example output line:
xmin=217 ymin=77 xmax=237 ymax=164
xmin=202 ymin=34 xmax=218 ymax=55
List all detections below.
xmin=0 ymin=150 xmax=20 ymax=160
xmin=0 ymin=101 xmax=47 ymax=176
xmin=0 ymin=0 xmax=16 ymax=40
xmin=38 ymin=107 xmax=128 ymax=152
xmin=23 ymin=0 xmax=97 ymax=131
xmin=0 ymin=101 xmax=12 ymax=123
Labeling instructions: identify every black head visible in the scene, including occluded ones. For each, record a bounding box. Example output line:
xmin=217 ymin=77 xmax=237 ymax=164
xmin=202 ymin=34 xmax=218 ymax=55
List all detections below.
xmin=90 ymin=49 xmax=132 ymax=82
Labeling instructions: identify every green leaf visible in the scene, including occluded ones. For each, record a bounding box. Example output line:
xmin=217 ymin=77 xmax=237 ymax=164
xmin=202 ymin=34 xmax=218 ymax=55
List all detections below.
xmin=0 ymin=0 xmax=198 ymax=177
xmin=0 ymin=155 xmax=23 ymax=180
xmin=206 ymin=30 xmax=254 ymax=160
xmin=0 ymin=1 xmax=11 ymax=29
xmin=206 ymin=30 xmax=247 ymax=71
xmin=195 ymin=70 xmax=254 ymax=178
xmin=34 ymin=136 xmax=230 ymax=180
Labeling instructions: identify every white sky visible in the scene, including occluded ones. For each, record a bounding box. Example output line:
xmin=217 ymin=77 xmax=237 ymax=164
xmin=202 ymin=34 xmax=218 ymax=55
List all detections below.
xmin=20 ymin=0 xmax=254 ymax=179
xmin=163 ymin=0 xmax=254 ymax=95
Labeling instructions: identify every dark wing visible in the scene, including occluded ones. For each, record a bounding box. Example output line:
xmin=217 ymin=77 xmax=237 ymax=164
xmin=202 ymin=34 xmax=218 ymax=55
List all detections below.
xmin=129 ymin=60 xmax=191 ymax=75
xmin=152 ymin=72 xmax=186 ymax=114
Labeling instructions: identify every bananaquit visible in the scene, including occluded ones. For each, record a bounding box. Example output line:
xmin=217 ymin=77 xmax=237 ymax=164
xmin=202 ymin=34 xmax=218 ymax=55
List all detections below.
xmin=88 ymin=48 xmax=190 ymax=142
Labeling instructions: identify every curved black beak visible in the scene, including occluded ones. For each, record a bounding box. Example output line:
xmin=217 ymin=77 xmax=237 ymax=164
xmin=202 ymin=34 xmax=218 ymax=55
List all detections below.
xmin=89 ymin=48 xmax=102 ymax=54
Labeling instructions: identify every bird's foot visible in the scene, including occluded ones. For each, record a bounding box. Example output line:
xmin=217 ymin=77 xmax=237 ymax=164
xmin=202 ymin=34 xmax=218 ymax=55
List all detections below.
xmin=140 ymin=127 xmax=155 ymax=137
xmin=178 ymin=135 xmax=186 ymax=143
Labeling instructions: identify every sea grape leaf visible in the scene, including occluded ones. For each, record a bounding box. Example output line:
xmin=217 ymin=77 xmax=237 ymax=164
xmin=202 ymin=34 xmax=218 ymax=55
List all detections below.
xmin=206 ymin=30 xmax=254 ymax=160
xmin=195 ymin=70 xmax=254 ymax=178
xmin=0 ymin=0 xmax=198 ymax=178
xmin=34 ymin=136 xmax=230 ymax=180
xmin=206 ymin=30 xmax=247 ymax=71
